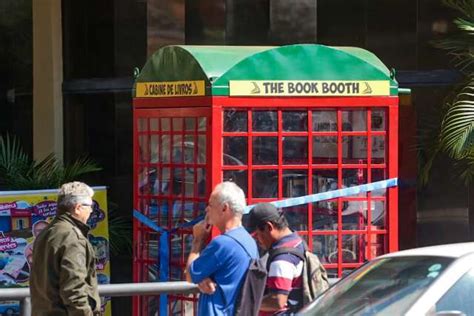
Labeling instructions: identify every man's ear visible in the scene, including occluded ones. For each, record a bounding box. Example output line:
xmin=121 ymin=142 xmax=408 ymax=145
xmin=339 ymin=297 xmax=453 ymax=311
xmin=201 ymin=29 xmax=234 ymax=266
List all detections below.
xmin=266 ymin=221 xmax=274 ymax=232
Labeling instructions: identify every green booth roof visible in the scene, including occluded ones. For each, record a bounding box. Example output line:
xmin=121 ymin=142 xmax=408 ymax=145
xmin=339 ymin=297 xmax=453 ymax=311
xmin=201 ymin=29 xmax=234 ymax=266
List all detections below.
xmin=135 ymin=44 xmax=398 ymax=96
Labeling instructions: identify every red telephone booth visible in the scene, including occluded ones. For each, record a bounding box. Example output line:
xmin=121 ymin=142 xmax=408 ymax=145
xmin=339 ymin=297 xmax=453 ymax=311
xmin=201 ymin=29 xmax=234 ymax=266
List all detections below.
xmin=133 ymin=44 xmax=399 ymax=315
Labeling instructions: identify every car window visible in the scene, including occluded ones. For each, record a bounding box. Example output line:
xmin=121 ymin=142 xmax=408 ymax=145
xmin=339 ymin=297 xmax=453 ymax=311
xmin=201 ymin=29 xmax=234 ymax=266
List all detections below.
xmin=301 ymin=256 xmax=453 ymax=316
xmin=433 ymin=267 xmax=474 ymax=315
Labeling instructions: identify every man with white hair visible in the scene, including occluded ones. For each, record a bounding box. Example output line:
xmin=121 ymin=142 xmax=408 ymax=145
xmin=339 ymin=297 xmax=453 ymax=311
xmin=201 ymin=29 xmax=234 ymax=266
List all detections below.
xmin=30 ymin=181 xmax=101 ymax=316
xmin=186 ymin=181 xmax=258 ymax=315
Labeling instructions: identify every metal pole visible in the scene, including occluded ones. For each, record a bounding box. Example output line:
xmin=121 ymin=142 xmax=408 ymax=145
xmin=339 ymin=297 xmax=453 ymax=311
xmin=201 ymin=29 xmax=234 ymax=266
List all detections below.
xmin=20 ymin=297 xmax=31 ymax=316
xmin=98 ymin=281 xmax=199 ymax=297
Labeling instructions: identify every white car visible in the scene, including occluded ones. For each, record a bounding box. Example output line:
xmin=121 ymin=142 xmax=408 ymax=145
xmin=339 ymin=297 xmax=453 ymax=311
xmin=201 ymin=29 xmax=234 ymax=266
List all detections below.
xmin=299 ymin=242 xmax=474 ymax=316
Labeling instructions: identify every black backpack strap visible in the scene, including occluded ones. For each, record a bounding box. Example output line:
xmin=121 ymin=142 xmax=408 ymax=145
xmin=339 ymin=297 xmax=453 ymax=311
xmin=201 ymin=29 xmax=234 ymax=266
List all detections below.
xmin=268 ymin=246 xmax=305 ymax=270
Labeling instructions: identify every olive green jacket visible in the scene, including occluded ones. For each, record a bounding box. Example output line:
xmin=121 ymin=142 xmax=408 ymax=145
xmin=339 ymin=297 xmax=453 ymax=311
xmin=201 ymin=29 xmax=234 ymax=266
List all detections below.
xmin=30 ymin=213 xmax=101 ymax=316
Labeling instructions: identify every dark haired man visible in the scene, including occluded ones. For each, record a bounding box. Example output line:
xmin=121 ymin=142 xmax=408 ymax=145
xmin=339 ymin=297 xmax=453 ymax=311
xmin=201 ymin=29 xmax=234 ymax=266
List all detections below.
xmin=247 ymin=203 xmax=305 ymax=315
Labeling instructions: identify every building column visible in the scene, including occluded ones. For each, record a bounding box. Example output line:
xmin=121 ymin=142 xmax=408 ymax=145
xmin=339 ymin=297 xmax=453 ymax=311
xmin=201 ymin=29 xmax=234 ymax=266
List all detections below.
xmin=32 ymin=0 xmax=63 ymax=161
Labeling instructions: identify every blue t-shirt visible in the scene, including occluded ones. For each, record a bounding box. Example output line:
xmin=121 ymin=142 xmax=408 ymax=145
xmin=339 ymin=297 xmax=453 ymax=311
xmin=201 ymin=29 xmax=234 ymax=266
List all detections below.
xmin=189 ymin=226 xmax=258 ymax=316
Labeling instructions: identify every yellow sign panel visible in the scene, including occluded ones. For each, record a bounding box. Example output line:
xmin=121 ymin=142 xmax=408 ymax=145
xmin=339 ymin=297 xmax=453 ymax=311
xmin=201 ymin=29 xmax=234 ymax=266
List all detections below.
xmin=136 ymin=81 xmax=205 ymax=97
xmin=229 ymin=80 xmax=390 ymax=97
xmin=0 ymin=187 xmax=111 ymax=316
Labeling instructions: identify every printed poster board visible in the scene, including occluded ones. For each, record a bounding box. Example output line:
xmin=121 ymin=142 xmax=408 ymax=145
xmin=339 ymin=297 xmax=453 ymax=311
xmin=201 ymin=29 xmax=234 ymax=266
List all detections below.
xmin=0 ymin=187 xmax=111 ymax=315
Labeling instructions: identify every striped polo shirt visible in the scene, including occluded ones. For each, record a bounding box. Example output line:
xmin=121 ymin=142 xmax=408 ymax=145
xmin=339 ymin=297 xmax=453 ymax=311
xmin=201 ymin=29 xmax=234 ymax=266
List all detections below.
xmin=261 ymin=232 xmax=305 ymax=315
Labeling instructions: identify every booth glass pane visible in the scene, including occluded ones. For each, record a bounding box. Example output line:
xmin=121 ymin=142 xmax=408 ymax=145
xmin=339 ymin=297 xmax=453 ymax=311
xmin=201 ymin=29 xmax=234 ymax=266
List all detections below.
xmin=313 ymin=110 xmax=337 ymax=131
xmin=341 ymin=234 xmax=364 ymax=263
xmin=161 ymin=135 xmax=171 ymax=163
xmin=253 ymin=137 xmax=278 ymax=165
xmin=313 ymin=169 xmax=338 ymax=192
xmin=150 ymin=135 xmax=159 ymax=163
xmin=253 ymin=170 xmax=278 ymax=198
xmin=367 ymin=234 xmax=386 ymax=259
xmin=342 ymin=202 xmax=367 ymax=229
xmin=197 ymin=135 xmax=206 ymax=163
xmin=371 ymin=109 xmax=386 ymax=131
xmin=372 ymin=136 xmax=386 ymax=164
xmin=223 ymin=170 xmax=248 ymax=195
xmin=372 ymin=200 xmax=386 ymax=228
xmin=198 ymin=117 xmax=207 ymax=131
xmin=283 ymin=170 xmax=307 ymax=198
xmin=371 ymin=169 xmax=387 ymax=196
xmin=138 ymin=118 xmax=147 ymax=132
xmin=185 ymin=118 xmax=196 ymax=131
xmin=161 ymin=167 xmax=171 ymax=195
xmin=283 ymin=111 xmax=308 ymax=131
xmin=342 ymin=136 xmax=367 ymax=164
xmin=253 ymin=110 xmax=277 ymax=131
xmin=185 ymin=169 xmax=195 ymax=197
xmin=343 ymin=169 xmax=367 ymax=194
xmin=342 ymin=110 xmax=367 ymax=131
xmin=283 ymin=137 xmax=308 ymax=164
xmin=313 ymin=200 xmax=338 ymax=230
xmin=138 ymin=167 xmax=149 ymax=194
xmin=285 ymin=205 xmax=308 ymax=231
xmin=161 ymin=118 xmax=171 ymax=131
xmin=313 ymin=136 xmax=338 ymax=164
xmin=172 ymin=135 xmax=183 ymax=163
xmin=312 ymin=234 xmax=336 ymax=264
xmin=149 ymin=118 xmax=158 ymax=131
xmin=224 ymin=110 xmax=248 ymax=132
xmin=197 ymin=168 xmax=206 ymax=197
xmin=184 ymin=135 xmax=195 ymax=163
xmin=149 ymin=167 xmax=159 ymax=195
xmin=224 ymin=137 xmax=248 ymax=165
xmin=139 ymin=135 xmax=148 ymax=163
xmin=173 ymin=118 xmax=183 ymax=131
xmin=172 ymin=168 xmax=184 ymax=196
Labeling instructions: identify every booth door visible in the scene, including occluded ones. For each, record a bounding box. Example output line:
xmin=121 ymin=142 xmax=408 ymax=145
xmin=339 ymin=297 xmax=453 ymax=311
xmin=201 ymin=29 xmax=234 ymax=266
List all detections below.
xmin=134 ymin=108 xmax=211 ymax=316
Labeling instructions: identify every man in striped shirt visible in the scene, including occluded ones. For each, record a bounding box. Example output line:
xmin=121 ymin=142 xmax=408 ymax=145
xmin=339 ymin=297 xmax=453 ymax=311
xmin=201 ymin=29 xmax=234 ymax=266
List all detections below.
xmin=247 ymin=203 xmax=305 ymax=315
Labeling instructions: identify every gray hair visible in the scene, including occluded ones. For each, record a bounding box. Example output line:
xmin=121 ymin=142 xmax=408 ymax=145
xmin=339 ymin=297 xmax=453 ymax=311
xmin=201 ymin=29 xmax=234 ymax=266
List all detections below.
xmin=57 ymin=181 xmax=94 ymax=215
xmin=214 ymin=181 xmax=246 ymax=216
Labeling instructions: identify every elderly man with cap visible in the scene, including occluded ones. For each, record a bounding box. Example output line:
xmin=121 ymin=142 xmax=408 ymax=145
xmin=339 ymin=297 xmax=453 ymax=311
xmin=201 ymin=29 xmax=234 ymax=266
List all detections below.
xmin=246 ymin=203 xmax=305 ymax=315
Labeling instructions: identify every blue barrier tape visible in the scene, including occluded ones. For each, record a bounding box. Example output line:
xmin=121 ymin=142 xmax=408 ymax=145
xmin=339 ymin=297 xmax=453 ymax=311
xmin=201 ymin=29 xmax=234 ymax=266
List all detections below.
xmin=159 ymin=231 xmax=169 ymax=316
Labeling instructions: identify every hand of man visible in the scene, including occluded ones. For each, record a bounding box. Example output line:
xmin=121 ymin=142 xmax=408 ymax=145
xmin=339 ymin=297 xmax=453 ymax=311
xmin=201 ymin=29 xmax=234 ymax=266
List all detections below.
xmin=193 ymin=215 xmax=211 ymax=242
xmin=198 ymin=277 xmax=216 ymax=294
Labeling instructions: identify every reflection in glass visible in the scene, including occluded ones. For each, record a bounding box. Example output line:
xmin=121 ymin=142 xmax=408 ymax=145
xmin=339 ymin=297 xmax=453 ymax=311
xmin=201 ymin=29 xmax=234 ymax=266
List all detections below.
xmin=371 ymin=109 xmax=386 ymax=131
xmin=198 ymin=117 xmax=207 ymax=131
xmin=283 ymin=170 xmax=307 ymax=198
xmin=184 ymin=135 xmax=195 ymax=163
xmin=173 ymin=168 xmax=184 ymax=196
xmin=283 ymin=137 xmax=307 ymax=164
xmin=252 ymin=170 xmax=278 ymax=198
xmin=312 ymin=234 xmax=335 ymax=264
xmin=342 ymin=110 xmax=367 ymax=131
xmin=139 ymin=135 xmax=148 ymax=163
xmin=253 ymin=137 xmax=278 ymax=165
xmin=342 ymin=201 xmax=367 ymax=229
xmin=138 ymin=118 xmax=147 ymax=132
xmin=150 ymin=135 xmax=159 ymax=163
xmin=185 ymin=118 xmax=196 ymax=131
xmin=372 ymin=136 xmax=385 ymax=164
xmin=197 ymin=168 xmax=206 ymax=197
xmin=161 ymin=135 xmax=170 ymax=163
xmin=343 ymin=169 xmax=367 ymax=195
xmin=197 ymin=135 xmax=206 ymax=163
xmin=253 ymin=111 xmax=277 ymax=131
xmin=313 ymin=111 xmax=336 ymax=131
xmin=149 ymin=167 xmax=159 ymax=195
xmin=224 ymin=137 xmax=247 ymax=165
xmin=313 ymin=136 xmax=340 ymax=164
xmin=284 ymin=205 xmax=308 ymax=231
xmin=223 ymin=170 xmax=248 ymax=196
xmin=335 ymin=235 xmax=362 ymax=263
xmin=372 ymin=200 xmax=385 ymax=228
xmin=172 ymin=135 xmax=183 ymax=163
xmin=138 ymin=167 xmax=149 ymax=194
xmin=313 ymin=200 xmax=337 ymax=230
xmin=161 ymin=118 xmax=170 ymax=131
xmin=161 ymin=167 xmax=171 ymax=195
xmin=313 ymin=169 xmax=338 ymax=193
xmin=150 ymin=118 xmax=159 ymax=131
xmin=371 ymin=169 xmax=386 ymax=196
xmin=172 ymin=118 xmax=183 ymax=131
xmin=342 ymin=136 xmax=367 ymax=164
xmin=283 ymin=111 xmax=307 ymax=131
xmin=224 ymin=110 xmax=247 ymax=132
xmin=185 ymin=169 xmax=195 ymax=197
